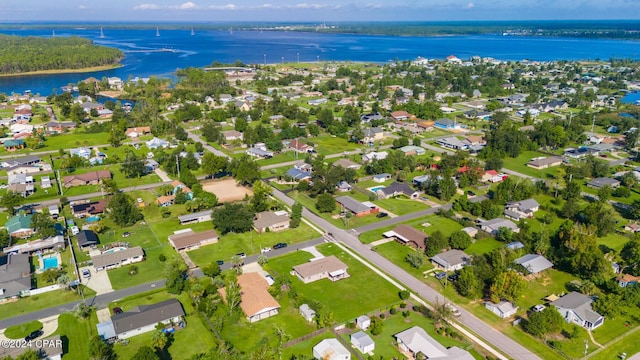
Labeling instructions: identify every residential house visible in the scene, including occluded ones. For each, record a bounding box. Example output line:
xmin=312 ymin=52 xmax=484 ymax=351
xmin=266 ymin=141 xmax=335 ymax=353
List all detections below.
xmin=485 ymin=301 xmax=518 ymax=319
xmin=464 ymin=110 xmax=491 ymax=120
xmin=3 ymin=139 xmax=25 ymax=151
xmin=436 ymin=137 xmax=469 ymax=150
xmin=293 ymin=255 xmax=349 ymax=284
xmin=551 ymin=292 xmax=604 ymax=330
xmin=465 ymin=135 xmax=486 ymax=147
xmin=218 ymin=272 xmax=280 ymax=323
xmin=6 ymin=165 xmax=44 ymax=176
xmin=625 ymin=223 xmax=640 ymax=233
xmin=333 ymin=158 xmax=361 ymax=170
xmin=362 ymin=151 xmax=388 ymax=162
xmin=69 ymin=147 xmax=92 ymax=159
xmin=168 ymin=229 xmax=219 ymax=251
xmin=155 ymin=195 xmax=176 ymax=207
xmin=5 ymin=214 xmax=33 ymax=238
xmin=47 ymin=204 xmax=59 ymax=218
xmin=506 ymin=241 xmax=525 ymax=251
xmin=8 ymin=183 xmax=34 ymax=197
xmin=1 ymin=155 xmax=40 ymax=169
xmin=336 ymin=196 xmax=378 ymax=217
xmin=399 ymin=145 xmax=426 ymax=156
xmin=246 ymin=147 xmax=273 ymax=158
xmin=383 ymin=224 xmax=428 ymax=250
xmin=360 ymin=112 xmax=384 ymax=123
xmin=587 ymin=177 xmax=620 ymax=189
xmin=434 ymin=118 xmax=461 ymax=130
xmin=504 ymin=198 xmax=540 ymax=220
xmin=514 ymin=254 xmax=553 ymax=274
xmin=110 ymin=299 xmax=185 ymax=339
xmin=618 ymin=274 xmax=640 ymax=287
xmin=351 ymin=331 xmax=375 ymax=354
xmin=3 ymin=235 xmax=65 ymax=255
xmin=395 ymin=326 xmax=474 ymax=360
xmin=313 ymin=339 xmax=350 ymax=360
xmin=356 ymin=315 xmax=371 ymax=330
xmin=146 ymin=137 xmax=170 ymax=149
xmin=527 ymin=156 xmax=564 ymax=169
xmin=372 ymin=173 xmax=392 ymax=183
xmin=376 ymin=182 xmax=420 ymax=199
xmin=125 ymin=127 xmax=151 ymax=138
xmin=286 ymin=168 xmax=312 ymax=182
xmin=430 ymin=249 xmax=469 ymax=271
xmin=178 ymin=210 xmax=213 ymax=225
xmin=222 ymin=130 xmax=243 ymax=143
xmin=92 ymin=246 xmax=144 ymax=271
xmin=71 ymin=199 xmax=107 ymax=218
xmin=63 ymin=170 xmax=111 ymax=188
xmin=307 ymin=98 xmax=328 ymax=106
xmin=482 ymin=170 xmax=504 ymax=183
xmin=390 ymin=110 xmax=412 ymax=121
xmin=361 ymin=127 xmax=384 ymax=144
xmin=41 ymin=175 xmax=52 ymax=189
xmin=299 ymin=304 xmax=316 ymax=322
xmin=77 ymin=230 xmax=99 ymax=248
xmin=336 ymin=181 xmax=352 ymax=192
xmin=480 ymin=218 xmax=520 ymax=235
xmin=145 ymin=159 xmax=159 ymax=172
xmin=0 ymin=254 xmax=31 ymax=300
xmin=286 ymin=139 xmax=313 ymax=153
xmin=253 ymin=210 xmax=290 ymax=233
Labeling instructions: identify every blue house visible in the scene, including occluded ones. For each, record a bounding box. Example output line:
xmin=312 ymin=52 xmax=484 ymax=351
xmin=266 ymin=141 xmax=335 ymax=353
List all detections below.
xmin=286 ymin=168 xmax=311 ymax=182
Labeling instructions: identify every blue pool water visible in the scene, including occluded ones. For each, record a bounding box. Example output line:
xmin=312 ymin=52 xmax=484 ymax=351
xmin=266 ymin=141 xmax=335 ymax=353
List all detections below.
xmin=43 ymin=257 xmax=58 ymax=270
xmin=370 ymin=186 xmax=385 ymax=192
xmin=86 ymin=216 xmax=101 ymax=223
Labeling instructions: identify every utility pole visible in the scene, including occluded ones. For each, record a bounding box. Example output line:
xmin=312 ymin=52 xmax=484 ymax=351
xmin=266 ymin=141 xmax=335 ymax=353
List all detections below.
xmin=176 ymin=155 xmax=181 ymax=178
xmin=591 ymin=114 xmax=596 ymax=133
xmin=57 ymin=170 xmax=63 ymax=196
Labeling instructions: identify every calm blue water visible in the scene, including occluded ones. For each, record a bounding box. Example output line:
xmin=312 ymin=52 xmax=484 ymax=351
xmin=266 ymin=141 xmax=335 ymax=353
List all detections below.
xmin=622 ymin=92 xmax=640 ymax=104
xmin=42 ymin=256 xmax=58 ymax=270
xmin=1 ymin=27 xmax=639 ymax=96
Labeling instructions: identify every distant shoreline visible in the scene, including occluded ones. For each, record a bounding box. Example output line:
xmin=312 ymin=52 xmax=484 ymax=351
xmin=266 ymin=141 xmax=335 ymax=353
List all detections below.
xmin=0 ymin=64 xmax=122 ymax=78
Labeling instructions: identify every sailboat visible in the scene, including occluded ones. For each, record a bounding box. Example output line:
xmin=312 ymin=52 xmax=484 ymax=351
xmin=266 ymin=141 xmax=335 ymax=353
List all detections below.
xmin=191 ymin=26 xmax=195 ymax=36
xmin=229 ymin=27 xmax=233 ymax=35
xmin=156 ymin=27 xmax=160 ymax=37
xmin=99 ymin=26 xmax=105 ymax=38
xmin=52 ymin=29 xmax=55 ymax=37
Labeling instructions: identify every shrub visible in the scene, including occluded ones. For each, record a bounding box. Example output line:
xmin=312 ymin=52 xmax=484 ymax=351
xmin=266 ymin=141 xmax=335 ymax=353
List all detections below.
xmin=346 ymin=321 xmax=356 ymax=329
xmin=402 ymin=311 xmax=411 ymax=318
xmin=158 ymin=254 xmax=167 ymax=262
xmin=399 ymin=302 xmax=407 ymax=309
xmin=379 ymin=313 xmax=385 ymax=319
xmin=128 ymin=265 xmax=138 ymax=275
xmin=399 ymin=290 xmax=410 ymax=300
xmin=389 ymin=307 xmax=397 ymax=315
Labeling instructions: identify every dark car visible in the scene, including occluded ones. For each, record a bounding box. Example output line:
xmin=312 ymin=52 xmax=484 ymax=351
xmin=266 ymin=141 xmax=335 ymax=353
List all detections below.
xmin=25 ymin=330 xmax=43 ymax=341
xmin=204 ymin=174 xmax=213 ymax=180
xmin=467 ymin=190 xmax=476 ymax=196
xmin=274 ymin=242 xmax=288 ymax=249
xmin=236 ymin=252 xmax=246 ymax=259
xmin=448 ymin=273 xmax=459 ymax=282
xmin=435 ymin=272 xmax=447 ymax=280
xmin=376 ymin=212 xmax=389 ymax=218
xmin=216 ymin=260 xmax=224 ymax=266
xmin=122 ymin=232 xmax=131 ymax=238
xmin=113 ymin=307 xmax=123 ymax=315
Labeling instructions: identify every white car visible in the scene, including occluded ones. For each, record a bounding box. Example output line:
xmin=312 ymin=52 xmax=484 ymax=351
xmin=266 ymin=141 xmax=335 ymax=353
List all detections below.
xmin=0 ymin=184 xmax=8 ymax=189
xmin=265 ymin=274 xmax=275 ymax=286
xmin=532 ymin=304 xmax=546 ymax=313
xmin=445 ymin=303 xmax=461 ymax=317
xmin=71 ymin=226 xmax=80 ymax=235
xmin=261 ymin=247 xmax=272 ymax=254
xmin=82 ymin=269 xmax=91 ymax=278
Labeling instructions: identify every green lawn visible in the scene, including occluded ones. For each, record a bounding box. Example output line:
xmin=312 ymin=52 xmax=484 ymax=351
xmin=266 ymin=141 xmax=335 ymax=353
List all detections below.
xmin=255 ymin=151 xmax=300 ymax=166
xmin=186 ymin=222 xmax=319 ymax=267
xmin=465 ymin=237 xmax=504 ymax=255
xmin=591 ymin=327 xmax=640 ymax=360
xmin=289 ymin=190 xmax=383 ymax=229
xmin=372 ymin=241 xmax=433 ymax=279
xmin=282 ymin=331 xmax=335 ymax=360
xmin=107 ymin=245 xmax=179 ymax=290
xmin=373 ymin=196 xmax=430 ymax=215
xmin=0 ymin=288 xmax=94 ymax=321
xmin=359 ymin=215 xmax=462 ymax=244
xmin=501 ymin=151 xmax=562 ymax=179
xmin=52 ymin=312 xmax=99 ymax=360
xmin=311 ymin=135 xmax=363 ymax=155
xmin=3 ymin=320 xmax=43 ymax=339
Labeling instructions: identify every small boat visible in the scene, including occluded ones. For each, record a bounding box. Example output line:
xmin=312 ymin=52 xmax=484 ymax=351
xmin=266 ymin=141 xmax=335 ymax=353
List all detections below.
xmin=100 ymin=26 xmax=105 ymax=38
xmin=156 ymin=27 xmax=160 ymax=37
xmin=191 ymin=26 xmax=195 ymax=36
xmin=52 ymin=29 xmax=55 ymax=37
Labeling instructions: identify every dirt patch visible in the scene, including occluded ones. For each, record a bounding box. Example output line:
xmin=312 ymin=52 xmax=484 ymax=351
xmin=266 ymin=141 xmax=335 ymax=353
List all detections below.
xmin=202 ymin=178 xmax=253 ymax=202
xmin=98 ymin=90 xmax=123 ymax=98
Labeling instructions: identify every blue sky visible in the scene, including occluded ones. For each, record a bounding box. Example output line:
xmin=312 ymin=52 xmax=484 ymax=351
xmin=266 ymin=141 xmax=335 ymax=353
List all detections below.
xmin=1 ymin=0 xmax=639 ymax=22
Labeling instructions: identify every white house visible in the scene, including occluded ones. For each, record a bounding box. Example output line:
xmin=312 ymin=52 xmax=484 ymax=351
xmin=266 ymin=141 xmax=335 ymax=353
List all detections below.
xmin=356 ymin=315 xmax=371 ymax=330
xmin=551 ymin=292 xmax=604 ymax=330
xmin=430 ymin=250 xmax=469 ymax=271
xmin=351 ymin=331 xmax=375 ymax=354
xmin=485 ymin=301 xmax=518 ymax=319
xmin=395 ymin=326 xmax=473 ymax=360
xmin=111 ymin=299 xmax=185 ymax=339
xmin=504 ymin=198 xmax=540 ymax=220
xmin=313 ymin=339 xmax=350 ymax=360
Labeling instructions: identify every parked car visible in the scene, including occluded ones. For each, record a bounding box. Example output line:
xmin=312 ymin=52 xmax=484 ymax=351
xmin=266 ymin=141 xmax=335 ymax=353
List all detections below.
xmin=532 ymin=304 xmax=546 ymax=313
xmin=70 ymin=226 xmax=80 ymax=235
xmin=273 ymin=243 xmax=287 ymax=249
xmin=25 ymin=330 xmax=43 ymax=341
xmin=376 ymin=212 xmax=389 ymax=218
xmin=265 ymin=274 xmax=275 ymax=285
xmin=435 ymin=272 xmax=447 ymax=280
xmin=445 ymin=303 xmax=461 ymax=317
xmin=216 ymin=260 xmax=224 ymax=266
xmin=0 ymin=184 xmax=7 ymax=189
xmin=261 ymin=247 xmax=272 ymax=254
xmin=82 ymin=269 xmax=91 ymax=278
xmin=122 ymin=232 xmax=131 ymax=238
xmin=467 ymin=190 xmax=476 ymax=196
xmin=113 ymin=307 xmax=123 ymax=315
xmin=236 ymin=252 xmax=246 ymax=259
xmin=447 ymin=273 xmax=459 ymax=282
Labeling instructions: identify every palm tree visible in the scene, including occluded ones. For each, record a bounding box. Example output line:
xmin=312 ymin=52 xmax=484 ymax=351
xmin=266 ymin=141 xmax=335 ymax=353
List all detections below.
xmin=151 ymin=329 xmax=168 ymax=352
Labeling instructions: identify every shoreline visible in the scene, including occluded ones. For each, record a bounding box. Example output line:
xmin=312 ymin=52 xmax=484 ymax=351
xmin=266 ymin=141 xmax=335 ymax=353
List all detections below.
xmin=0 ymin=64 xmax=123 ymax=78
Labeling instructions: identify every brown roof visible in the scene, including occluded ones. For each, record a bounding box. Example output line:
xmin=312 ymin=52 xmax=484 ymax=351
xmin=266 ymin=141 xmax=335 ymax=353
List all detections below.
xmin=466 ymin=135 xmax=484 ymax=143
xmin=63 ymin=170 xmax=111 ymax=185
xmin=218 ymin=272 xmax=280 ymax=318
xmin=168 ymin=229 xmax=218 ymax=250
xmin=156 ymin=195 xmax=175 ymax=205
xmin=125 ymin=127 xmax=151 ymax=136
xmin=171 ymin=180 xmax=192 ymax=194
xmin=618 ymin=273 xmax=640 ymax=283
xmin=389 ymin=224 xmax=428 ymax=249
xmin=91 ymin=246 xmax=144 ymax=269
xmin=293 ymin=255 xmax=348 ymax=279
xmin=390 ymin=111 xmax=411 ymax=119
xmin=418 ymin=121 xmax=434 ymax=128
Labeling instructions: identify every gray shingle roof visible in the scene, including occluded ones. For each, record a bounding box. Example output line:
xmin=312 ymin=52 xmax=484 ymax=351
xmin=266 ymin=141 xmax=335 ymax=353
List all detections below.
xmin=0 ymin=254 xmax=31 ymax=298
xmin=514 ymin=254 xmax=553 ymax=274
xmin=551 ymin=292 xmax=603 ymax=324
xmin=111 ymin=299 xmax=185 ymax=335
xmin=336 ymin=196 xmax=372 ymax=214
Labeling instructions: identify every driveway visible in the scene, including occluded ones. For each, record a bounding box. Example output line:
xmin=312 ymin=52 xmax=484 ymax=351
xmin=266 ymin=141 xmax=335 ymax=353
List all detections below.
xmin=0 ymin=314 xmax=59 ymax=343
xmin=242 ymin=263 xmax=269 ymax=278
xmin=300 ymin=246 xmax=324 ymax=259
xmin=82 ymin=266 xmax=113 ymax=295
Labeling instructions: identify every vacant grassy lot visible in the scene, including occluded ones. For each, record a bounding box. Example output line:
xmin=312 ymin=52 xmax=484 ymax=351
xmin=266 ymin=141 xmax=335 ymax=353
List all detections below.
xmin=372 ymin=241 xmax=434 ymax=279
xmin=52 ymin=312 xmax=99 ymax=360
xmin=359 ymin=215 xmax=462 ymax=244
xmin=0 ymin=287 xmax=93 ymax=321
xmin=373 ymin=196 xmax=430 ymax=215
xmin=289 ymin=190 xmax=382 ymax=229
xmin=311 ymin=135 xmax=362 ymax=155
xmin=501 ymin=150 xmax=562 ymax=179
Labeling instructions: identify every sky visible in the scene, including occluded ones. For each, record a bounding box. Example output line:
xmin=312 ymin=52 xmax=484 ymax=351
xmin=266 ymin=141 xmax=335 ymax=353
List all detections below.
xmin=1 ymin=0 xmax=639 ymax=22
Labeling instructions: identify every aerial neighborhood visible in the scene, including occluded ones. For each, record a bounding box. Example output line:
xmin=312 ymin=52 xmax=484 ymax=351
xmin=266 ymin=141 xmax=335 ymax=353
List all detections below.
xmin=1 ymin=54 xmax=640 ymax=360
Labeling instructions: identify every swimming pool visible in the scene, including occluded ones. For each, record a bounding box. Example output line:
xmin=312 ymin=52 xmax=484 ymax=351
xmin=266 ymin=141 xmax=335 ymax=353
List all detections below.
xmin=369 ymin=186 xmax=384 ymax=193
xmin=86 ymin=216 xmax=101 ymax=223
xmin=42 ymin=257 xmax=58 ymax=270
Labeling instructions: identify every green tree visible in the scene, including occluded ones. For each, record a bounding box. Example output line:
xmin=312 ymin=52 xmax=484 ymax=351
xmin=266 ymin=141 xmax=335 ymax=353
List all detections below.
xmin=490 ymin=270 xmax=527 ymax=303
xmin=151 ymin=329 xmax=168 ymax=352
xmin=315 ymin=193 xmax=336 ymax=213
xmin=250 ymin=180 xmax=272 ymax=213
xmin=0 ymin=191 xmax=23 ymax=215
xmin=290 ymin=202 xmax=302 ymax=228
xmin=405 ymin=252 xmax=424 ymax=268
xmin=229 ymin=155 xmax=260 ymax=185
xmin=523 ymin=307 xmax=564 ymax=338
xmin=212 ymin=203 xmax=255 ymax=234
xmin=165 ymin=260 xmax=188 ymax=294
xmin=107 ymin=192 xmax=143 ymax=227
xmin=425 ymin=230 xmax=448 ymax=257
xmin=16 ymin=349 xmax=40 ymax=360
xmin=131 ymin=346 xmax=159 ymax=360
xmin=121 ymin=151 xmax=146 ymax=178
xmin=89 ymin=335 xmax=116 ymax=360
xmin=201 ymin=153 xmax=228 ymax=175
xmin=224 ymin=277 xmax=242 ymax=315
xmin=202 ymin=262 xmax=221 ymax=278
xmin=449 ymin=230 xmax=472 ymax=250
xmin=369 ymin=316 xmax=384 ymax=335
xmin=174 ymin=126 xmax=188 ymax=141
xmin=30 ymin=212 xmax=57 ymax=239
xmin=455 ymin=266 xmax=482 ymax=298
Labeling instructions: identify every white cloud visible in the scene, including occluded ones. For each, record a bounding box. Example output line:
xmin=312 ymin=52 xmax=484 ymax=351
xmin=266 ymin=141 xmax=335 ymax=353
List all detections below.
xmin=78 ymin=5 xmax=87 ymax=9
xmin=289 ymin=3 xmax=329 ymax=9
xmin=209 ymin=4 xmax=237 ymax=10
xmin=465 ymin=2 xmax=475 ymax=8
xmin=365 ymin=3 xmax=383 ymax=9
xmin=133 ymin=3 xmax=160 ymax=10
xmin=170 ymin=1 xmax=198 ymax=9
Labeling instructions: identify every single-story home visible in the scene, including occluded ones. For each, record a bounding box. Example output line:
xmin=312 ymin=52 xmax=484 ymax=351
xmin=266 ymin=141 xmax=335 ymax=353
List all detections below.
xmin=336 ymin=196 xmax=378 ymax=217
xmin=222 ymin=130 xmax=243 ymax=143
xmin=2 ymin=235 xmax=65 ymax=255
xmin=246 ymin=147 xmax=273 ymax=158
xmin=299 ymin=304 xmax=316 ymax=322
xmin=430 ymin=249 xmax=470 ymax=271
xmin=551 ymin=291 xmax=604 ymax=330
xmin=286 ymin=139 xmax=313 ymax=153
xmin=178 ymin=210 xmax=213 ymax=225
xmin=514 ymin=254 xmax=553 ymax=274
xmin=111 ymin=299 xmax=185 ymax=339
xmin=527 ymin=156 xmax=563 ymax=170
xmin=351 ymin=331 xmax=375 ymax=354
xmin=383 ymin=224 xmax=428 ymax=250
xmin=71 ymin=199 xmax=107 ymax=218
xmin=218 ymin=272 xmax=280 ymax=323
xmin=356 ymin=315 xmax=371 ymax=330
xmin=372 ymin=173 xmax=391 ymax=183
xmin=125 ymin=127 xmax=151 ymax=138
xmin=587 ymin=177 xmax=620 ymax=189
xmin=395 ymin=326 xmax=473 ymax=360
xmin=376 ymin=182 xmax=420 ymax=199
xmin=485 ymin=301 xmax=518 ymax=319
xmin=361 ymin=127 xmax=384 ymax=144
xmin=362 ymin=151 xmax=388 ymax=162
xmin=0 ymin=253 xmax=31 ymax=300
xmin=434 ymin=118 xmax=461 ymax=130
xmin=5 ymin=214 xmax=34 ymax=238
xmin=436 ymin=137 xmax=469 ymax=150
xmin=480 ymin=218 xmax=520 ymax=235
xmin=92 ymin=246 xmax=144 ymax=271
xmin=482 ymin=170 xmax=505 ymax=183
xmin=333 ymin=158 xmax=362 ymax=170
xmin=399 ymin=145 xmax=426 ymax=156
xmin=504 ymin=198 xmax=540 ymax=220
xmin=506 ymin=241 xmax=525 ymax=250
xmin=155 ymin=195 xmax=176 ymax=207
xmin=63 ymin=170 xmax=111 ymax=188
xmin=253 ymin=210 xmax=290 ymax=233
xmin=313 ymin=339 xmax=351 ymax=360
xmin=146 ymin=137 xmax=170 ymax=149
xmin=1 ymin=155 xmax=40 ymax=169
xmin=461 ymin=227 xmax=478 ymax=238
xmin=618 ymin=273 xmax=640 ymax=287
xmin=168 ymin=229 xmax=219 ymax=251
xmin=3 ymin=139 xmax=25 ymax=151
xmin=77 ymin=230 xmax=99 ymax=248
xmin=286 ymin=168 xmax=311 ymax=182
xmin=293 ymin=255 xmax=349 ymax=284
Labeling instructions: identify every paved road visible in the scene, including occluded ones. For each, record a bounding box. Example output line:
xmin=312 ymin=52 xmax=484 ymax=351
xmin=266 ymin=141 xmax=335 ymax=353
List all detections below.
xmin=259 ymin=144 xmax=395 ymax=171
xmin=271 ymin=187 xmax=541 ymax=360
xmin=354 ymin=203 xmax=452 ymax=233
xmin=186 ymin=130 xmax=230 ymax=159
xmin=0 ymin=237 xmax=325 ymax=329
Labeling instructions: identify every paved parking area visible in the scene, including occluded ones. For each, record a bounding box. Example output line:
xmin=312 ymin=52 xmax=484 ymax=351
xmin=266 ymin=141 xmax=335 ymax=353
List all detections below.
xmin=81 ymin=266 xmax=113 ymax=295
